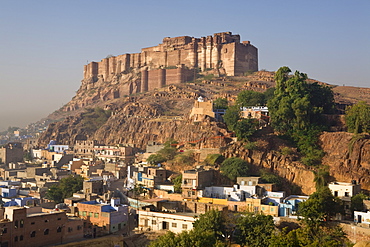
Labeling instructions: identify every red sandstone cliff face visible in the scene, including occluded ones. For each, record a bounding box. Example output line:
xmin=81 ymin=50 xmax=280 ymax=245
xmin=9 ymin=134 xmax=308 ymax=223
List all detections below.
xmin=321 ymin=132 xmax=370 ymax=191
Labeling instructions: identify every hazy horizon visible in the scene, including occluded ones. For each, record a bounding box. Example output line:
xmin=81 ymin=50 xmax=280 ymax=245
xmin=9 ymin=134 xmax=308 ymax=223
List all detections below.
xmin=1 ymin=0 xmax=369 ymax=132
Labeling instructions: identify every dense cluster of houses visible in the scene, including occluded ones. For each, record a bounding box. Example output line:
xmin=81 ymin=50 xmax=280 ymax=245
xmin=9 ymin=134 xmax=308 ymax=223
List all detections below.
xmin=1 ymin=99 xmax=369 ymax=246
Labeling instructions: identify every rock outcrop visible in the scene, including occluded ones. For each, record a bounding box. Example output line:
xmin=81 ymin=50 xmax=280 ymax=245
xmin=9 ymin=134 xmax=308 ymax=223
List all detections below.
xmin=321 ymin=132 xmax=370 ymax=191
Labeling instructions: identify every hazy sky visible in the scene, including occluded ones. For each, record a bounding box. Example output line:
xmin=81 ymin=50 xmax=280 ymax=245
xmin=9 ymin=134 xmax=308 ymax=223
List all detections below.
xmin=1 ymin=0 xmax=369 ymax=131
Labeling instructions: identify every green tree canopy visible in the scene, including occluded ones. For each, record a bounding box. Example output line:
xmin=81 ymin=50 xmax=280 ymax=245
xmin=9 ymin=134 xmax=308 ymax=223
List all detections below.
xmin=220 ymin=157 xmax=249 ymax=182
xmin=351 ymin=193 xmax=367 ymax=213
xmin=213 ymin=98 xmax=228 ymax=110
xmin=345 ymin=101 xmax=370 ymax=134
xmin=45 ymin=175 xmax=84 ymax=203
xmin=234 ymin=212 xmax=275 ymax=247
xmin=268 ymin=67 xmax=335 ymax=166
xmin=147 ymin=153 xmax=166 ymax=165
xmin=193 ymin=210 xmax=226 ymax=240
xmin=234 ymin=118 xmax=259 ymax=141
xmin=223 ymin=105 xmax=240 ymax=132
xmin=298 ymin=186 xmax=343 ymax=227
xmin=237 ymin=90 xmax=266 ymax=107
xmin=172 ymin=174 xmax=182 ymax=193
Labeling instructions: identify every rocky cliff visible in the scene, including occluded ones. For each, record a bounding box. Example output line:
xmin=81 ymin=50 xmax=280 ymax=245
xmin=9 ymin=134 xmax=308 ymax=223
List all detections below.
xmin=321 ymin=132 xmax=370 ymax=191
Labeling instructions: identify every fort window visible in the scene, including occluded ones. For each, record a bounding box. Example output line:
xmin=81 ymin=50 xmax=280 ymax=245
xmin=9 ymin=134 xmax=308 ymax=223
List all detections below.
xmin=44 ymin=229 xmax=49 ymax=235
xmin=68 ymin=227 xmax=73 ymax=232
xmin=77 ymin=225 xmax=82 ymax=230
xmin=20 ymin=235 xmax=23 ymax=241
xmin=31 ymin=222 xmax=35 ymax=225
xmin=57 ymin=227 xmax=62 ymax=233
xmin=30 ymin=231 xmax=36 ymax=237
xmin=45 ymin=219 xmax=49 ymax=223
xmin=14 ymin=220 xmax=18 ymax=228
xmin=14 ymin=236 xmax=18 ymax=242
xmin=58 ymin=218 xmax=61 ymax=220
xmin=2 ymin=228 xmax=7 ymax=234
xmin=20 ymin=220 xmax=24 ymax=228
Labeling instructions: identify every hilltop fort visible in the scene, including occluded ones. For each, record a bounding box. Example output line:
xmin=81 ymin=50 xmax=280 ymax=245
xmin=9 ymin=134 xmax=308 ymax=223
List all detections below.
xmin=69 ymin=32 xmax=258 ymax=111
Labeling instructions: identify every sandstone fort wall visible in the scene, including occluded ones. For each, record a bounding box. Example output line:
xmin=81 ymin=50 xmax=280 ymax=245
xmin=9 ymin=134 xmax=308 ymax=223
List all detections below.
xmin=79 ymin=32 xmax=258 ymax=101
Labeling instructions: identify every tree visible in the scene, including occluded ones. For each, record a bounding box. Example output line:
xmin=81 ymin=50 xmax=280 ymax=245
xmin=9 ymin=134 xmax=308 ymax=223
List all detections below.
xmin=234 ymin=118 xmax=259 ymax=141
xmin=268 ymin=67 xmax=335 ymax=166
xmin=147 ymin=153 xmax=166 ymax=165
xmin=351 ymin=193 xmax=367 ymax=213
xmin=45 ymin=175 xmax=84 ymax=203
xmin=23 ymin=150 xmax=32 ymax=162
xmin=172 ymin=174 xmax=182 ymax=193
xmin=149 ymin=229 xmax=225 ymax=247
xmin=157 ymin=146 xmax=178 ymax=161
xmin=298 ymin=186 xmax=343 ymax=228
xmin=220 ymin=157 xmax=249 ymax=182
xmin=313 ymin=166 xmax=330 ymax=190
xmin=193 ymin=210 xmax=226 ymax=240
xmin=234 ymin=212 xmax=275 ymax=247
xmin=174 ymin=151 xmax=195 ymax=166
xmin=345 ymin=101 xmax=370 ymax=134
xmin=223 ymin=105 xmax=241 ymax=132
xmin=213 ymin=98 xmax=228 ymax=110
xmin=237 ymin=90 xmax=266 ymax=107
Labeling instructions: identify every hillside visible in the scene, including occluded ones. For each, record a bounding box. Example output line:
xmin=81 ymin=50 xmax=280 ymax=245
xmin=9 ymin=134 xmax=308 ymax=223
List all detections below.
xmin=36 ymin=68 xmax=370 ymax=194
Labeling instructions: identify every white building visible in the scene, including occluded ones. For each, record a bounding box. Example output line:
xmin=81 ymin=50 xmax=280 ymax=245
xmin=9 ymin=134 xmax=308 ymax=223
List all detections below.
xmin=354 ymin=211 xmax=370 ymax=224
xmin=138 ymin=210 xmax=197 ymax=233
xmin=203 ymin=185 xmax=257 ymax=201
xmin=329 ymin=181 xmax=361 ymax=217
xmin=329 ymin=181 xmax=361 ymax=198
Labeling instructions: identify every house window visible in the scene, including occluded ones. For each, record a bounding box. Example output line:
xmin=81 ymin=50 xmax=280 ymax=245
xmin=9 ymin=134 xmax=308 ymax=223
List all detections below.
xmin=68 ymin=227 xmax=73 ymax=232
xmin=15 ymin=220 xmax=18 ymax=228
xmin=2 ymin=228 xmax=7 ymax=234
xmin=30 ymin=231 xmax=36 ymax=237
xmin=94 ymin=213 xmax=99 ymax=218
xmin=172 ymin=223 xmax=177 ymax=228
xmin=20 ymin=235 xmax=23 ymax=241
xmin=182 ymin=224 xmax=187 ymax=229
xmin=20 ymin=220 xmax=24 ymax=228
xmin=345 ymin=192 xmax=350 ymax=197
xmin=45 ymin=219 xmax=49 ymax=223
xmin=57 ymin=227 xmax=62 ymax=233
xmin=57 ymin=218 xmax=61 ymax=220
xmin=89 ymin=212 xmax=93 ymax=217
xmin=31 ymin=222 xmax=35 ymax=225
xmin=271 ymin=207 xmax=274 ymax=211
xmin=262 ymin=207 xmax=265 ymax=211
xmin=334 ymin=191 xmax=338 ymax=197
xmin=44 ymin=229 xmax=49 ymax=235
xmin=82 ymin=211 xmax=87 ymax=217
xmin=14 ymin=236 xmax=18 ymax=242
xmin=77 ymin=225 xmax=82 ymax=230
xmin=152 ymin=220 xmax=156 ymax=225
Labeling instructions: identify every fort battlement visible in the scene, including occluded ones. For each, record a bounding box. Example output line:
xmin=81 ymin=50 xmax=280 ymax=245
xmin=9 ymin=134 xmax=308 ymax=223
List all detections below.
xmin=84 ymin=32 xmax=257 ymax=80
xmin=78 ymin=32 xmax=258 ymax=105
